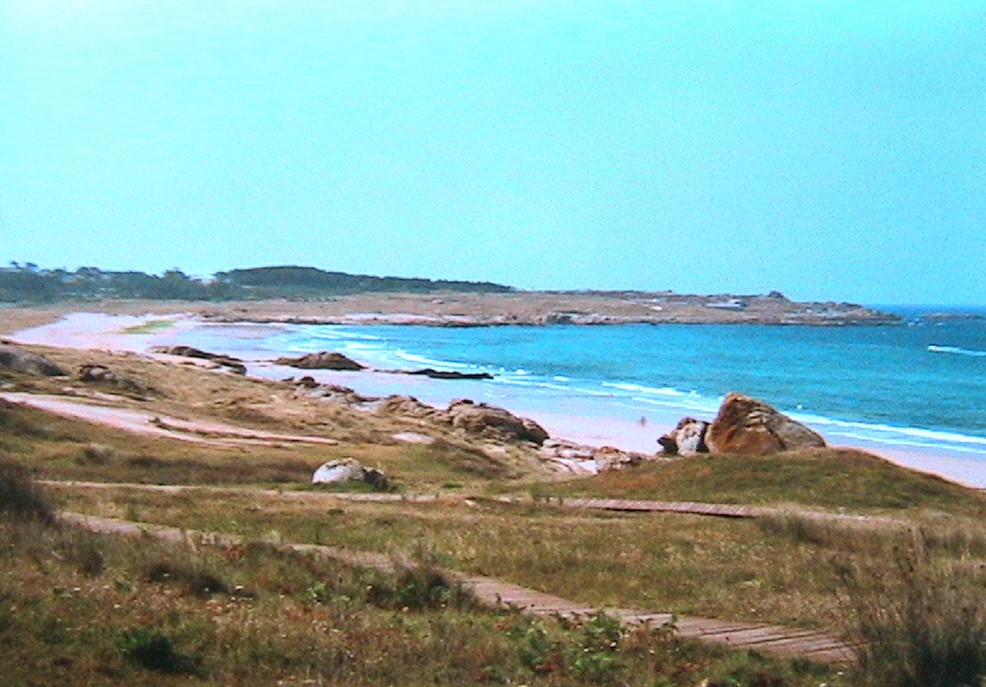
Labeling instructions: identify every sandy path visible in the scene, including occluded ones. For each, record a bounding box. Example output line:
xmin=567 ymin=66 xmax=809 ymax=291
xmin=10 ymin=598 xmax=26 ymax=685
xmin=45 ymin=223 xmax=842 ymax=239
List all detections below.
xmin=0 ymin=392 xmax=337 ymax=448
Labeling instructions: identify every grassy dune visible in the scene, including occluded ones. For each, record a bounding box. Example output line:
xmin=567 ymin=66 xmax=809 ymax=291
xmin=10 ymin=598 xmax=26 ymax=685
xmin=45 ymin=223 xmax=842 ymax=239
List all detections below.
xmin=538 ymin=450 xmax=986 ymax=515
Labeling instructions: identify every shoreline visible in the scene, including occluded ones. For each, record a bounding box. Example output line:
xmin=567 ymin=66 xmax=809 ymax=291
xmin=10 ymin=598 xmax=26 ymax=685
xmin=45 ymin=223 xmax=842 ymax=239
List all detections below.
xmin=7 ymin=310 xmax=985 ymax=490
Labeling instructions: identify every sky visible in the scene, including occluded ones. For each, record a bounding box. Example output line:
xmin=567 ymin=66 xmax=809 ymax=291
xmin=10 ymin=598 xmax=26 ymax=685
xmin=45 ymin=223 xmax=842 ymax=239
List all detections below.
xmin=1 ymin=1 xmax=984 ymax=305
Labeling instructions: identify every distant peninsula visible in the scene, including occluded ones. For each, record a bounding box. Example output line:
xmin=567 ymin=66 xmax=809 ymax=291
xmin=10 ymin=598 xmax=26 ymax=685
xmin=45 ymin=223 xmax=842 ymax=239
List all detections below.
xmin=0 ymin=263 xmax=511 ymax=302
xmin=0 ymin=263 xmax=899 ymax=325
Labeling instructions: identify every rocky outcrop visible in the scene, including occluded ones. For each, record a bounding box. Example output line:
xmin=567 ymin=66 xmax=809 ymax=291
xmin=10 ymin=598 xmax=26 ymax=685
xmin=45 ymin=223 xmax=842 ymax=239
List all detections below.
xmin=274 ymin=351 xmax=365 ymax=371
xmin=375 ymin=395 xmax=549 ymax=445
xmin=151 ymin=346 xmax=247 ymax=375
xmin=539 ymin=440 xmax=647 ymax=473
xmin=704 ymin=393 xmax=826 ymax=455
xmin=592 ymin=445 xmax=646 ymax=471
xmin=76 ymin=364 xmax=150 ymax=396
xmin=0 ymin=343 xmax=67 ymax=376
xmin=447 ymin=399 xmax=549 ymax=445
xmin=403 ymin=368 xmax=493 ymax=380
xmin=376 ymin=395 xmax=451 ymax=423
xmin=657 ymin=417 xmax=710 ymax=456
xmin=312 ymin=458 xmax=390 ymax=490
xmin=291 ymin=377 xmax=377 ymax=404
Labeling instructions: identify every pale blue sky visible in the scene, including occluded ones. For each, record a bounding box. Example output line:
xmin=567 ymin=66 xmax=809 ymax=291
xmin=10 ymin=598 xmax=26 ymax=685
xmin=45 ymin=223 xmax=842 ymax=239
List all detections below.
xmin=1 ymin=1 xmax=984 ymax=304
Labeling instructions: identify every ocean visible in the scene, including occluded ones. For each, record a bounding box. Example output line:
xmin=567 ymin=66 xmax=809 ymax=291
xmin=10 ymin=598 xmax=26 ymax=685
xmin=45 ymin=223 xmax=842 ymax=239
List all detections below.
xmin=176 ymin=306 xmax=986 ymax=468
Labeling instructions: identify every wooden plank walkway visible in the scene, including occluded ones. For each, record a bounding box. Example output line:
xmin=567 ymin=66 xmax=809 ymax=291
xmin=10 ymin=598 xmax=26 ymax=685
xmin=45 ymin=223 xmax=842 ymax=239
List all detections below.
xmin=58 ymin=511 xmax=858 ymax=668
xmin=498 ymin=494 xmax=905 ymax=528
xmin=506 ymin=496 xmax=767 ymax=518
xmin=43 ymin=480 xmax=904 ymax=529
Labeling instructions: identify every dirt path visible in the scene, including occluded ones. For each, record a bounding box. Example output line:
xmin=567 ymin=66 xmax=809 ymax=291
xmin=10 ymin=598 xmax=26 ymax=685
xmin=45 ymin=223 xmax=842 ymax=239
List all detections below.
xmin=0 ymin=392 xmax=338 ymax=448
xmin=58 ymin=510 xmax=857 ymax=668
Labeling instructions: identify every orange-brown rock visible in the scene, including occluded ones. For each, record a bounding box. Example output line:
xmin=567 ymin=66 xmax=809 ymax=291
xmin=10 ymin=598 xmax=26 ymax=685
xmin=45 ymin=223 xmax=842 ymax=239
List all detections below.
xmin=447 ymin=399 xmax=549 ymax=445
xmin=705 ymin=392 xmax=825 ymax=455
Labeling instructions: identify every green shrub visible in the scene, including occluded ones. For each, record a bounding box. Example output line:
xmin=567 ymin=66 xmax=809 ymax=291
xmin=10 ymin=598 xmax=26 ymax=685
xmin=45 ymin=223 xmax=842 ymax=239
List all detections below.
xmin=144 ymin=556 xmax=236 ymax=598
xmin=367 ymin=559 xmax=476 ymax=611
xmin=116 ymin=627 xmax=199 ymax=674
xmin=509 ymin=616 xmax=565 ymax=674
xmin=507 ymin=612 xmax=627 ymax=683
xmin=566 ymin=611 xmax=626 ymax=684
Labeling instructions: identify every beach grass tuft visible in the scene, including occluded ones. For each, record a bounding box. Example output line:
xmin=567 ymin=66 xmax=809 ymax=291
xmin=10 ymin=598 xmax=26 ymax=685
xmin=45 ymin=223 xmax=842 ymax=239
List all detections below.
xmin=0 ymin=457 xmax=56 ymax=524
xmin=834 ymin=531 xmax=986 ymax=687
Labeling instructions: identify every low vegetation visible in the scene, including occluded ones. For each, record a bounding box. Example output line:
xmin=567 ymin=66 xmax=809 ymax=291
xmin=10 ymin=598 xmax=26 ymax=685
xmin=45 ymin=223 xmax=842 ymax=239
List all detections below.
xmin=0 ymin=458 xmax=56 ymax=524
xmin=3 ymin=342 xmax=985 ymax=685
xmin=0 ymin=262 xmax=511 ymax=303
xmin=836 ymin=532 xmax=986 ymax=687
xmin=1 ymin=469 xmax=840 ymax=686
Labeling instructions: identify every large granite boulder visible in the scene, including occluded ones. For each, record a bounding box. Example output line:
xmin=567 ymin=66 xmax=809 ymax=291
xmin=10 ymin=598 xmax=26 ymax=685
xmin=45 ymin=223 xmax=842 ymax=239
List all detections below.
xmin=705 ymin=392 xmax=825 ymax=455
xmin=0 ymin=343 xmax=67 ymax=376
xmin=77 ymin=364 xmax=150 ymax=395
xmin=657 ymin=417 xmax=710 ymax=456
xmin=312 ymin=458 xmax=390 ymax=490
xmin=274 ymin=351 xmax=365 ymax=371
xmin=447 ymin=399 xmax=549 ymax=445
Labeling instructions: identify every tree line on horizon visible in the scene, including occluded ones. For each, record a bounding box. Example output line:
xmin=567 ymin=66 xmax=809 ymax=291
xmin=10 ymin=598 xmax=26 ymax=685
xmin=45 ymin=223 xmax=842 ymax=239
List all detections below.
xmin=0 ymin=263 xmax=513 ymax=303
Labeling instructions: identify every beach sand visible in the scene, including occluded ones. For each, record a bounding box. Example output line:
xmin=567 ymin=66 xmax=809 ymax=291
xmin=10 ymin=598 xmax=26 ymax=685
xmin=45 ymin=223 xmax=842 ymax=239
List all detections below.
xmin=6 ymin=309 xmax=985 ymax=489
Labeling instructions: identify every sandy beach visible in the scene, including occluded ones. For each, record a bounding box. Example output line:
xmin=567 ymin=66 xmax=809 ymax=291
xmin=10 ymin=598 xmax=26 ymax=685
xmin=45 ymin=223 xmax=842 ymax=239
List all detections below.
xmin=5 ymin=307 xmax=984 ymax=489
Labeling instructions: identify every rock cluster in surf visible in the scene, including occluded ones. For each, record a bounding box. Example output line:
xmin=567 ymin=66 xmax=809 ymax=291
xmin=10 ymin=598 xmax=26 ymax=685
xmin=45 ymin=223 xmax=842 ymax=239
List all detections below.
xmin=659 ymin=393 xmax=826 ymax=456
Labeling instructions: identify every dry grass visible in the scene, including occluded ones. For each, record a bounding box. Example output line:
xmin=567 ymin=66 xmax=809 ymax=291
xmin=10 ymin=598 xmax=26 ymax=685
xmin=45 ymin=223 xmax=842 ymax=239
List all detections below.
xmin=0 ymin=458 xmax=56 ymax=524
xmin=0 ymin=479 xmax=841 ymax=686
xmin=834 ymin=532 xmax=986 ymax=687
xmin=50 ymin=484 xmax=864 ymax=629
xmin=0 ymin=397 xmax=533 ymax=490
xmin=1 ymin=344 xmax=553 ymax=490
xmin=754 ymin=511 xmax=986 ymax=686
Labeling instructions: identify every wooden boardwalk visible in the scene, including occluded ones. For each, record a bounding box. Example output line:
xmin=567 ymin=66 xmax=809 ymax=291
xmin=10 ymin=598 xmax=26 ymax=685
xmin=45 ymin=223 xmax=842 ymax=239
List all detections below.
xmin=58 ymin=510 xmax=858 ymax=668
xmin=505 ymin=496 xmax=766 ymax=518
xmin=43 ymin=480 xmax=904 ymax=528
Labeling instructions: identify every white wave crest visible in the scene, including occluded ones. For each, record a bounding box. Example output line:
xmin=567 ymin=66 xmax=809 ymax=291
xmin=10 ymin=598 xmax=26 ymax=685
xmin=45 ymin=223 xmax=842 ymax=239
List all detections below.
xmin=928 ymin=345 xmax=986 ymax=358
xmin=602 ymin=382 xmax=691 ymax=397
xmin=393 ymin=351 xmax=471 ymax=369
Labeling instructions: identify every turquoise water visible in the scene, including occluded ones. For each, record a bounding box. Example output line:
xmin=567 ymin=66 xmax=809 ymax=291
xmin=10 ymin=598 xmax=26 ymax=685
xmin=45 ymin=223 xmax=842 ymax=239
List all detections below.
xmin=182 ymin=307 xmax=986 ymax=459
